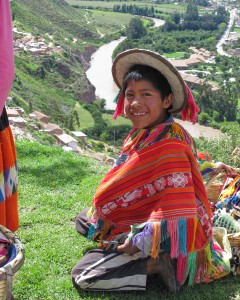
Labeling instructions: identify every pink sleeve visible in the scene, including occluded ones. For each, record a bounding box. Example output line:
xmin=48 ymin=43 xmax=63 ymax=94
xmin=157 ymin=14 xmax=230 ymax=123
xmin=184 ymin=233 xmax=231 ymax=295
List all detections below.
xmin=0 ymin=0 xmax=14 ymax=115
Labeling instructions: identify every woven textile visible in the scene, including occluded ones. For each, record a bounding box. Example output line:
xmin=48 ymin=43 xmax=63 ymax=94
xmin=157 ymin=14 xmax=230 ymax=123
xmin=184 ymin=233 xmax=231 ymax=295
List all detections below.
xmin=0 ymin=108 xmax=18 ymax=232
xmin=87 ymin=121 xmax=230 ymax=286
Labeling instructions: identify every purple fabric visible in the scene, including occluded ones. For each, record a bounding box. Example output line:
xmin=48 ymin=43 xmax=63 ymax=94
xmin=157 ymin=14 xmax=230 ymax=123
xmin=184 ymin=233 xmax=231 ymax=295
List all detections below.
xmin=132 ymin=223 xmax=153 ymax=256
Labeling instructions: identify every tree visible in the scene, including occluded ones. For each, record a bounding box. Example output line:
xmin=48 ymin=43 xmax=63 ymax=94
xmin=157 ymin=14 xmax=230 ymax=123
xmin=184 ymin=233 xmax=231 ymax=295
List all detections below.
xmin=126 ymin=18 xmax=146 ymax=40
xmin=184 ymin=3 xmax=199 ymax=22
xmin=172 ymin=12 xmax=181 ymax=25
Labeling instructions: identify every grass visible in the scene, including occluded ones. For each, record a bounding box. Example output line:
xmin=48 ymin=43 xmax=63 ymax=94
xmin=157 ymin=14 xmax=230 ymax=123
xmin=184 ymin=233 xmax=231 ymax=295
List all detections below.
xmin=88 ymin=10 xmax=134 ymax=34
xmin=74 ymin=103 xmax=95 ymax=130
xmin=12 ymin=139 xmax=240 ymax=299
xmin=14 ymin=141 xmax=109 ymax=299
xmin=163 ymin=52 xmax=186 ymax=59
xmin=66 ymin=1 xmax=188 ymax=14
xmin=234 ymin=28 xmax=240 ymax=33
xmin=102 ymin=113 xmax=131 ymax=126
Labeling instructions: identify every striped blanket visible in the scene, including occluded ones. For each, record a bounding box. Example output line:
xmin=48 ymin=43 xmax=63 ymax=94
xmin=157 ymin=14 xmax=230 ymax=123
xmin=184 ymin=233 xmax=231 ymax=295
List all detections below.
xmin=88 ymin=121 xmax=230 ymax=285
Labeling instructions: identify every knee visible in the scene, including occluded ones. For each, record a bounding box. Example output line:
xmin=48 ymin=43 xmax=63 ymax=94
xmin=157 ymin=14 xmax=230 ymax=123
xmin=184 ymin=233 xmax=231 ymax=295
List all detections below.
xmin=71 ymin=264 xmax=90 ymax=290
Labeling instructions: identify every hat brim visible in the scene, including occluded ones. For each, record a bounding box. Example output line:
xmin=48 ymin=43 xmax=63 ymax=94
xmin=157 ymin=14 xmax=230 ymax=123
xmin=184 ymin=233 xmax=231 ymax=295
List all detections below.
xmin=112 ymin=49 xmax=188 ymax=114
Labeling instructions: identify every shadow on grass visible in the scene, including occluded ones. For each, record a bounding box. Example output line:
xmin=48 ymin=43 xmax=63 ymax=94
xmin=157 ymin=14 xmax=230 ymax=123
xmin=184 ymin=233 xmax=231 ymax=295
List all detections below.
xmin=73 ymin=272 xmax=240 ymax=300
xmin=16 ymin=141 xmax=106 ymax=189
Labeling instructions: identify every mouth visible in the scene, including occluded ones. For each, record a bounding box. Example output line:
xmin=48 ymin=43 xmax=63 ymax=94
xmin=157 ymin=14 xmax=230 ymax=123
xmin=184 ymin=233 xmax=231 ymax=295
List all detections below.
xmin=131 ymin=112 xmax=147 ymax=117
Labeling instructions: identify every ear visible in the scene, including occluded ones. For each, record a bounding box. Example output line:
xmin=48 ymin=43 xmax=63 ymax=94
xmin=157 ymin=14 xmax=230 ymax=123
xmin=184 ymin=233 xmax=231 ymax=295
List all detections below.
xmin=163 ymin=93 xmax=173 ymax=109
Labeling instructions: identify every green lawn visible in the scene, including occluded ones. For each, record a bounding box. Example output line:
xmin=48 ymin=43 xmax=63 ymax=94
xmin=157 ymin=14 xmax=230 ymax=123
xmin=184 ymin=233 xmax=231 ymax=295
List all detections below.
xmin=74 ymin=102 xmax=95 ymax=130
xmin=102 ymin=113 xmax=131 ymax=126
xmin=12 ymin=140 xmax=240 ymax=299
xmin=87 ymin=10 xmax=137 ymax=34
xmin=163 ymin=52 xmax=186 ymax=59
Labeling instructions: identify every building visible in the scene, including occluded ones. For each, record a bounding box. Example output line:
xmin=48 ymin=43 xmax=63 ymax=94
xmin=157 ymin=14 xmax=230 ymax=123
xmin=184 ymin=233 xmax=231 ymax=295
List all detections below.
xmin=6 ymin=108 xmax=20 ymax=117
xmin=181 ymin=74 xmax=205 ymax=89
xmin=55 ymin=133 xmax=78 ymax=151
xmin=8 ymin=117 xmax=26 ymax=128
xmin=169 ymin=60 xmax=188 ymax=70
xmin=43 ymin=123 xmax=63 ymax=135
xmin=29 ymin=111 xmax=49 ymax=123
xmin=71 ymin=131 xmax=87 ymax=142
xmin=8 ymin=107 xmax=24 ymax=116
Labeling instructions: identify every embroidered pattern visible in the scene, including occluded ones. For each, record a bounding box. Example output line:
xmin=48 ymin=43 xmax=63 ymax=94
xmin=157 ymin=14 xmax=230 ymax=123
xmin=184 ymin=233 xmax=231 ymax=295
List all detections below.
xmin=168 ymin=172 xmax=189 ymax=188
xmin=100 ymin=172 xmax=191 ymax=216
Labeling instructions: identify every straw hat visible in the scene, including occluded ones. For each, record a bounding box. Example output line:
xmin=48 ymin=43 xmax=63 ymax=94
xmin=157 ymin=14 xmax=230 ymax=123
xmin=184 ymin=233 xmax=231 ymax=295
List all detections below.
xmin=112 ymin=48 xmax=188 ymax=114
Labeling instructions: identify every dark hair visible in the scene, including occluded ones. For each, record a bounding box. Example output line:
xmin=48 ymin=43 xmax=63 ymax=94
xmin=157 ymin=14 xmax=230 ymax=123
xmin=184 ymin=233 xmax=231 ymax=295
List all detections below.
xmin=122 ymin=64 xmax=172 ymax=100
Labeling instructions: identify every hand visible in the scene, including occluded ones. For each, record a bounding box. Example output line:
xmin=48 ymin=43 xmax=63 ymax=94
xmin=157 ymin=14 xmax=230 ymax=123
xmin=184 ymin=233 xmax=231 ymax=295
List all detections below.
xmin=117 ymin=239 xmax=139 ymax=255
xmin=214 ymin=162 xmax=236 ymax=175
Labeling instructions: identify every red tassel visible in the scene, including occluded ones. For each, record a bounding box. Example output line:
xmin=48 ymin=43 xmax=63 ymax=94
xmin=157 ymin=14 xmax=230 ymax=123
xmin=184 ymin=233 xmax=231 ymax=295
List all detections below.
xmin=112 ymin=92 xmax=124 ymax=119
xmin=181 ymin=85 xmax=200 ymax=124
xmin=177 ymin=254 xmax=188 ymax=285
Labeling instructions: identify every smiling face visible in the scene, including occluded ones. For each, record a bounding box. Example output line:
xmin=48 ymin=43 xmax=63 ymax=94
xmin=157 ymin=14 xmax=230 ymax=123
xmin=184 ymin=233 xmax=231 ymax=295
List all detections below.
xmin=124 ymin=79 xmax=173 ymax=129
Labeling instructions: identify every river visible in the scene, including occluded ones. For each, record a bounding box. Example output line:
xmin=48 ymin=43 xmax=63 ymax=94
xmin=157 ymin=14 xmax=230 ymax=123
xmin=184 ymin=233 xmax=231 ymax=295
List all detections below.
xmin=86 ymin=37 xmax=125 ymax=110
xmin=86 ymin=19 xmax=224 ymax=139
xmin=86 ymin=17 xmax=164 ymax=110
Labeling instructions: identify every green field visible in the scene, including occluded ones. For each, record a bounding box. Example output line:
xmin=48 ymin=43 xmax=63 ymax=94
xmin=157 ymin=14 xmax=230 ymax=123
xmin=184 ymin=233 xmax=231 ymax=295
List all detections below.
xmin=86 ymin=10 xmax=139 ymax=34
xmin=74 ymin=102 xmax=95 ymax=130
xmin=66 ymin=0 xmax=188 ymax=13
xmin=163 ymin=52 xmax=186 ymax=59
xmin=102 ymin=113 xmax=132 ymax=126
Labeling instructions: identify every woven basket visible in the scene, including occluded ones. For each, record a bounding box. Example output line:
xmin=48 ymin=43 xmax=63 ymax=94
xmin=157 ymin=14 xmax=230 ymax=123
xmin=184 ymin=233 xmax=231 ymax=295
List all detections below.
xmin=227 ymin=232 xmax=240 ymax=248
xmin=0 ymin=225 xmax=24 ymax=300
xmin=205 ymin=173 xmax=226 ymax=203
xmin=205 ymin=169 xmax=240 ymax=204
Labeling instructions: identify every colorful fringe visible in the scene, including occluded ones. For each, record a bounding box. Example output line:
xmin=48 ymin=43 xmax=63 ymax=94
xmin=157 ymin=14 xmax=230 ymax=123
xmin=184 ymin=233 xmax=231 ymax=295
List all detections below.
xmin=130 ymin=219 xmax=230 ymax=286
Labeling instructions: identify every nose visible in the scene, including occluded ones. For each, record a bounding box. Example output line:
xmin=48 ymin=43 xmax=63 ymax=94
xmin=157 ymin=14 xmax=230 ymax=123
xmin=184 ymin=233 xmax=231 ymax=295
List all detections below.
xmin=131 ymin=95 xmax=142 ymax=107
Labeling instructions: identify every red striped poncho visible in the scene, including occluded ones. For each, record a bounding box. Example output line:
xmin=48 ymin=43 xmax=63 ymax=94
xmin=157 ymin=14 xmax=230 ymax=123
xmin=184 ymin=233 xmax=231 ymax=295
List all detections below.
xmin=88 ymin=121 xmax=230 ymax=285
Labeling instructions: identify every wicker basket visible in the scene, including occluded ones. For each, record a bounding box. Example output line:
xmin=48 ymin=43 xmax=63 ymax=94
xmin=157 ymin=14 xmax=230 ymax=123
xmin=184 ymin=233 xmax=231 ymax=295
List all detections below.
xmin=205 ymin=169 xmax=240 ymax=204
xmin=0 ymin=225 xmax=24 ymax=300
xmin=205 ymin=173 xmax=226 ymax=203
xmin=227 ymin=232 xmax=240 ymax=248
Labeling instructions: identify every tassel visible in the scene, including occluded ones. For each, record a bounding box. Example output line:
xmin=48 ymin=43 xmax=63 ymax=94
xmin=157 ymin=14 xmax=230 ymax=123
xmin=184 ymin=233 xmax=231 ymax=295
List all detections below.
xmin=86 ymin=207 xmax=93 ymax=218
xmin=113 ymin=91 xmax=124 ymax=119
xmin=113 ymin=89 xmax=121 ymax=104
xmin=161 ymin=221 xmax=170 ymax=253
xmin=87 ymin=224 xmax=96 ymax=239
xmin=187 ymin=251 xmax=197 ymax=286
xmin=187 ymin=218 xmax=198 ymax=252
xmin=205 ymin=243 xmax=211 ymax=262
xmin=167 ymin=220 xmax=178 ymax=258
xmin=151 ymin=222 xmax=161 ymax=259
xmin=194 ymin=249 xmax=207 ymax=284
xmin=181 ymin=84 xmax=200 ymax=124
xmin=177 ymin=254 xmax=188 ymax=285
xmin=178 ymin=219 xmax=187 ymax=256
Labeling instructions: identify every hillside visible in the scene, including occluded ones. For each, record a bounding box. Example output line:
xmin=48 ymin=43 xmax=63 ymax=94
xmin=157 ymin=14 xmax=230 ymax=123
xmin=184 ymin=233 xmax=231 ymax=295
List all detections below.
xmin=10 ymin=0 xmax=124 ymax=128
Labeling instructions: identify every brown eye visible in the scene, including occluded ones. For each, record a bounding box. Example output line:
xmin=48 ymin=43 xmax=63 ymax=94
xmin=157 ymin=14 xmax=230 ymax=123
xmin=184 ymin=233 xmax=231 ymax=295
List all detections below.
xmin=126 ymin=93 xmax=134 ymax=98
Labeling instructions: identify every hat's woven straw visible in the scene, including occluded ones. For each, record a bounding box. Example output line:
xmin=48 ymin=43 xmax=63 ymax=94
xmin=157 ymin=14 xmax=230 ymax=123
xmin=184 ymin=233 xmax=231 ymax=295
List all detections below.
xmin=112 ymin=49 xmax=188 ymax=114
